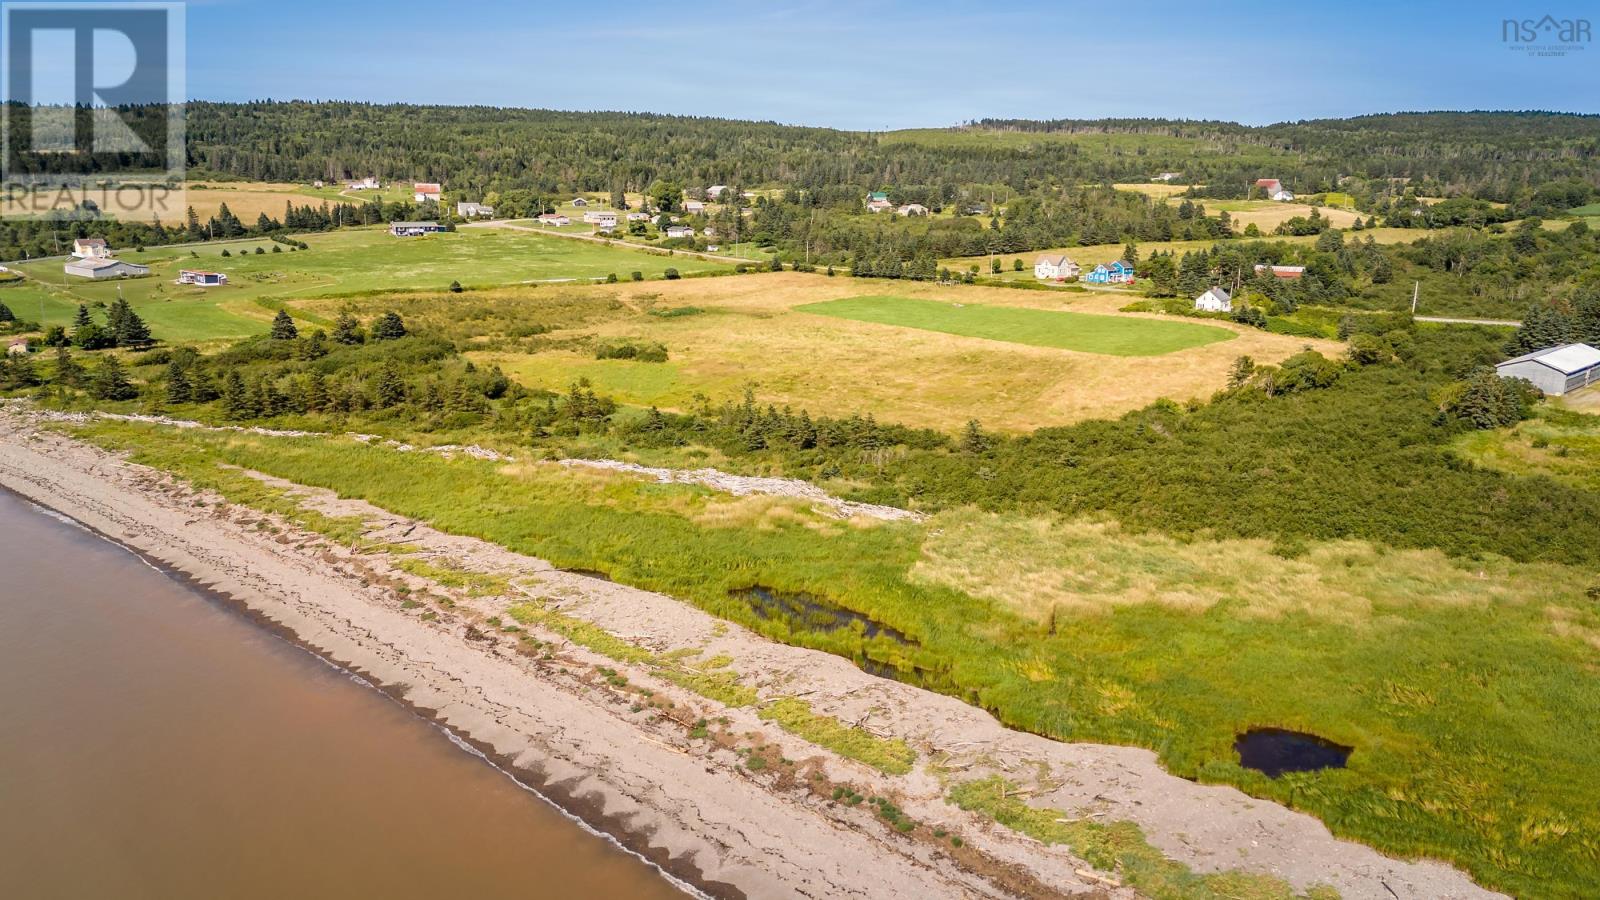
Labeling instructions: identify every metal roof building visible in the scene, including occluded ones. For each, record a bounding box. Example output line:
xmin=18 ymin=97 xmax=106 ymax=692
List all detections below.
xmin=1495 ymin=343 xmax=1600 ymax=396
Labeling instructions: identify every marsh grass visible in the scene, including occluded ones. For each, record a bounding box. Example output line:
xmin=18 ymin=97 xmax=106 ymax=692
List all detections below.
xmin=71 ymin=420 xmax=1600 ymax=897
xmin=948 ymin=777 xmax=1337 ymax=900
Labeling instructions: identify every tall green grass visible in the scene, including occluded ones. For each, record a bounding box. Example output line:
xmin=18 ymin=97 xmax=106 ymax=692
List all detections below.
xmin=73 ymin=421 xmax=1600 ymax=897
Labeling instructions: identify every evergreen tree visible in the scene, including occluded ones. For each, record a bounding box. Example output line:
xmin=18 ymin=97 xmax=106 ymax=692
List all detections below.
xmin=0 ymin=299 xmax=13 ymax=323
xmin=219 ymin=370 xmax=256 ymax=419
xmin=53 ymin=346 xmax=83 ymax=387
xmin=108 ymin=297 xmax=152 ymax=348
xmin=370 ymin=311 xmax=407 ymax=341
xmin=164 ymin=362 xmax=192 ymax=404
xmin=269 ymin=309 xmax=298 ymax=340
xmin=332 ymin=312 xmax=365 ymax=345
xmin=372 ymin=360 xmax=406 ymax=407
xmin=72 ymin=304 xmax=92 ymax=329
xmin=87 ymin=356 xmax=137 ymax=401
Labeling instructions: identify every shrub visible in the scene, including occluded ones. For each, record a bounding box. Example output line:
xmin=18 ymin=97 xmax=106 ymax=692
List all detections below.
xmin=630 ymin=271 xmax=643 ymax=282
xmin=664 ymin=268 xmax=680 ymax=280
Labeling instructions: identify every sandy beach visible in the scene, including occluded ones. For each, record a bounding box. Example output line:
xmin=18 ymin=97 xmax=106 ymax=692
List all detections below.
xmin=0 ymin=406 xmax=1502 ymax=900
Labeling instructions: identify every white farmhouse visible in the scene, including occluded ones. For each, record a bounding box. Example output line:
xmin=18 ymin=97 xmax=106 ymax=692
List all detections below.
xmin=1194 ymin=286 xmax=1232 ymax=312
xmin=71 ymin=237 xmax=110 ymax=259
xmin=1034 ymin=254 xmax=1080 ymax=280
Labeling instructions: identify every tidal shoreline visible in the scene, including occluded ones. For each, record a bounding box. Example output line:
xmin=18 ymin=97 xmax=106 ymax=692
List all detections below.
xmin=0 ymin=406 xmax=1504 ymax=900
xmin=4 ymin=485 xmax=713 ymax=899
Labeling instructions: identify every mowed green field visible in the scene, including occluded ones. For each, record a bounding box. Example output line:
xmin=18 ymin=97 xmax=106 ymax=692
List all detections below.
xmin=1 ymin=227 xmax=732 ymax=343
xmin=797 ymin=295 xmax=1233 ymax=356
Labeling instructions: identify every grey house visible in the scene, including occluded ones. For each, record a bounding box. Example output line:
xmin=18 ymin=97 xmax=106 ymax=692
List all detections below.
xmin=1495 ymin=343 xmax=1600 ymax=395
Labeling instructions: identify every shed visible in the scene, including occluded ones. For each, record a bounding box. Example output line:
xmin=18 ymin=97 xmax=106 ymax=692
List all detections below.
xmin=1495 ymin=343 xmax=1600 ymax=396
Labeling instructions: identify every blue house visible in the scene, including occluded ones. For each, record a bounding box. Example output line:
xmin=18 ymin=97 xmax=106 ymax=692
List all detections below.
xmin=1084 ymin=260 xmax=1135 ymax=285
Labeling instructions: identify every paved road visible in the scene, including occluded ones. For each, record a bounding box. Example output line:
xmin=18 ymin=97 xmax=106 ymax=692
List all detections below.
xmin=1415 ymin=315 xmax=1522 ymax=327
xmin=463 ymin=219 xmax=759 ymax=266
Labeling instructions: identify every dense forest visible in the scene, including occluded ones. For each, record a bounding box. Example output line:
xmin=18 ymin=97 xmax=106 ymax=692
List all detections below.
xmin=179 ymin=104 xmax=1599 ymax=207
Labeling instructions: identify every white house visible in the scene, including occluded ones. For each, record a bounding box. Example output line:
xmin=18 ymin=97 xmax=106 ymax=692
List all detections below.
xmin=64 ymin=257 xmax=149 ymax=279
xmin=581 ymin=210 xmax=618 ymax=226
xmin=684 ymin=200 xmax=705 ymax=214
xmin=456 ymin=201 xmax=495 ymax=218
xmin=71 ymin=237 xmax=110 ymax=259
xmin=389 ymin=221 xmax=443 ymax=237
xmin=413 ymin=182 xmax=442 ymax=203
xmin=706 ymin=185 xmax=729 ymax=199
xmin=1496 ymin=343 xmax=1600 ymax=396
xmin=1034 ymin=254 xmax=1080 ymax=280
xmin=664 ymin=225 xmax=695 ymax=239
xmin=1194 ymin=286 xmax=1232 ymax=312
xmin=626 ymin=212 xmax=650 ymax=222
xmin=897 ymin=203 xmax=929 ymax=216
xmin=1154 ymin=172 xmax=1182 ymax=182
xmin=347 ymin=176 xmax=380 ymax=190
xmin=537 ymin=213 xmax=571 ymax=226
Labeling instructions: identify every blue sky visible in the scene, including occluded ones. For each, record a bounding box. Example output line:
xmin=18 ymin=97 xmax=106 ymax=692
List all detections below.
xmin=183 ymin=0 xmax=1598 ymax=129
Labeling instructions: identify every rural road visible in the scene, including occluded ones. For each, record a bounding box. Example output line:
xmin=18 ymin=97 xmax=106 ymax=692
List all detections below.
xmin=1415 ymin=315 xmax=1522 ymax=327
xmin=464 ymin=219 xmax=759 ymax=266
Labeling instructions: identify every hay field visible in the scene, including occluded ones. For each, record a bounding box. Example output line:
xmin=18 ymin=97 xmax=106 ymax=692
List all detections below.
xmin=461 ymin=272 xmax=1338 ymax=432
xmin=0 ymin=181 xmax=336 ymax=226
xmin=1210 ymin=200 xmax=1363 ymax=230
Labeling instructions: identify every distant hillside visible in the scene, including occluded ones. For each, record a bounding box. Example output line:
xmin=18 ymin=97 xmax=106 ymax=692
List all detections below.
xmin=176 ymin=103 xmax=1599 ymax=204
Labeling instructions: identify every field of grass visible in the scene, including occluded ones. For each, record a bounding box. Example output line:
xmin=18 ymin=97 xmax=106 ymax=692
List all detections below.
xmin=2 ymin=227 xmax=733 ymax=343
xmin=795 ymin=295 xmax=1233 ymax=356
xmin=421 ymin=273 xmax=1326 ymax=432
xmin=1452 ymin=403 xmax=1600 ymax=490
xmin=73 ymin=418 xmax=1600 ymax=898
xmin=1565 ymin=203 xmax=1600 ymax=216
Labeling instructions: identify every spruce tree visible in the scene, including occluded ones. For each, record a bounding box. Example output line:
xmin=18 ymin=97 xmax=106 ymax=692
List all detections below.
xmin=87 ymin=356 xmax=137 ymax=401
xmin=0 ymin=299 xmax=13 ymax=323
xmin=53 ymin=346 xmax=83 ymax=387
xmin=270 ymin=309 xmax=299 ymax=340
xmin=164 ymin=362 xmax=192 ymax=404
xmin=72 ymin=304 xmax=92 ymax=329
xmin=370 ymin=311 xmax=407 ymax=341
xmin=332 ymin=312 xmax=365 ymax=345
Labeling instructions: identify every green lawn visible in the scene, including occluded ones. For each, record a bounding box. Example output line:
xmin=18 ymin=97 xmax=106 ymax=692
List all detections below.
xmin=1565 ymin=203 xmax=1600 ymax=216
xmin=796 ymin=295 xmax=1234 ymax=356
xmin=3 ymin=227 xmax=733 ymax=343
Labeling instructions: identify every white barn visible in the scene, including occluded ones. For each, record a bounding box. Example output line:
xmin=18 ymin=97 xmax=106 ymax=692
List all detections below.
xmin=1495 ymin=343 xmax=1600 ymax=396
xmin=1194 ymin=286 xmax=1232 ymax=312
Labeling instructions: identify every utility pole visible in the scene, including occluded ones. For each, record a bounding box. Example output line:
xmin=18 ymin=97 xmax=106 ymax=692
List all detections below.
xmin=1411 ymin=281 xmax=1420 ymax=315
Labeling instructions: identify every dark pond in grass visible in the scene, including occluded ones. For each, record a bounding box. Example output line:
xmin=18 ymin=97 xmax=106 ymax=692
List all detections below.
xmin=730 ymin=586 xmax=917 ymax=647
xmin=1235 ymin=728 xmax=1352 ymax=777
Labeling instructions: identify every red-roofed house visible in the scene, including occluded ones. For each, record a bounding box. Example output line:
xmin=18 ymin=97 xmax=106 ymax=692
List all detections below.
xmin=1254 ymin=178 xmax=1294 ymax=202
xmin=413 ymin=182 xmax=442 ymax=203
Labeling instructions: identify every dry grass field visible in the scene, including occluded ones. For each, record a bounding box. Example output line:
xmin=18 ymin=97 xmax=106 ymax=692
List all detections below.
xmin=1210 ymin=200 xmax=1364 ymax=230
xmin=0 ymin=180 xmax=337 ymax=226
xmin=437 ymin=272 xmax=1338 ymax=432
xmin=1112 ymin=182 xmax=1195 ymax=199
